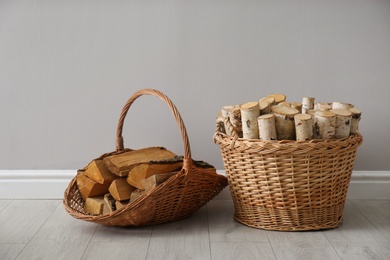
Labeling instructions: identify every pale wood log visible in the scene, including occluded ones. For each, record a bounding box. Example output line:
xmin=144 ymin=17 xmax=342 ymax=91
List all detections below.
xmin=330 ymin=109 xmax=352 ymax=139
xmin=277 ymin=101 xmax=291 ymax=107
xmin=141 ymin=171 xmax=177 ymax=192
xmin=103 ymin=193 xmax=116 ymax=214
xmin=332 ymin=101 xmax=354 ymax=110
xmin=259 ymin=96 xmax=275 ymax=105
xmin=272 ymin=106 xmax=299 ymax=140
xmin=348 ymin=107 xmax=362 ymax=135
xmin=291 ymin=102 xmax=302 ymax=113
xmin=221 ymin=105 xmax=234 ymax=136
xmin=258 ymin=100 xmax=271 ymax=115
xmin=103 ymin=147 xmax=177 ymax=177
xmin=76 ymin=172 xmax=110 ymax=200
xmin=302 ymin=97 xmax=315 ymax=114
xmin=294 ymin=114 xmax=314 ymax=141
xmin=240 ymin=102 xmax=260 ymax=139
xmin=85 ymin=159 xmax=118 ymax=184
xmin=314 ymin=111 xmax=336 ymax=139
xmin=127 ymin=158 xmax=182 ymax=189
xmin=257 ymin=114 xmax=277 ymax=140
xmin=109 ymin=178 xmax=137 ymax=201
xmin=84 ymin=196 xmax=105 ymax=215
xmin=228 ymin=105 xmax=243 ymax=137
xmin=315 ymin=102 xmax=332 ymax=111
xmin=266 ymin=94 xmax=286 ymax=105
xmin=306 ymin=109 xmax=317 ymax=116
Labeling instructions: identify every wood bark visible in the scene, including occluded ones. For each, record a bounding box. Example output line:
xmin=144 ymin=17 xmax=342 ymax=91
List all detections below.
xmin=257 ymin=114 xmax=277 ymax=140
xmin=240 ymin=102 xmax=260 ymax=139
xmin=348 ymin=107 xmax=362 ymax=135
xmin=330 ymin=109 xmax=352 ymax=139
xmin=294 ymin=114 xmax=314 ymax=141
xmin=302 ymin=97 xmax=315 ymax=114
xmin=314 ymin=111 xmax=336 ymax=139
xmin=221 ymin=105 xmax=234 ymax=136
xmin=103 ymin=147 xmax=177 ymax=177
xmin=216 ymin=115 xmax=225 ymax=134
xmin=272 ymin=106 xmax=299 ymax=140
xmin=108 ymin=178 xmax=137 ymax=201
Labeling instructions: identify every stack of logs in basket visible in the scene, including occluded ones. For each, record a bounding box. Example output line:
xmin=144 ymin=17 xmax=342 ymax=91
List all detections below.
xmin=217 ymin=93 xmax=362 ymax=141
xmin=76 ymin=147 xmax=183 ymax=215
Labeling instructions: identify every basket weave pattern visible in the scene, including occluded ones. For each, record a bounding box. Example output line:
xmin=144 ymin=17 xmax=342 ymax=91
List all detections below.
xmin=64 ymin=89 xmax=227 ymax=226
xmin=214 ymin=130 xmax=362 ymax=231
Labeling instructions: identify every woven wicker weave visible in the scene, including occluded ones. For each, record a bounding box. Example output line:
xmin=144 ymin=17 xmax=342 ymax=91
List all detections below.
xmin=64 ymin=89 xmax=227 ymax=226
xmin=214 ymin=119 xmax=362 ymax=231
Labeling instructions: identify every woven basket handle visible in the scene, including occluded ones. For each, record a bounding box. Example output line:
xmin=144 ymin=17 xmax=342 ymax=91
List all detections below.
xmin=116 ymin=89 xmax=192 ymax=167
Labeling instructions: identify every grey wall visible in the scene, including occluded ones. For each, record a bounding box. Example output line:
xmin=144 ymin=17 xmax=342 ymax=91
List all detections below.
xmin=1 ymin=0 xmax=389 ymax=171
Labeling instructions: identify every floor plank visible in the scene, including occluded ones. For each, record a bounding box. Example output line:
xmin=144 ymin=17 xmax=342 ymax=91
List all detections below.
xmin=207 ymin=200 xmax=269 ymax=242
xmin=0 ymin=244 xmax=26 ymax=260
xmin=351 ymin=200 xmax=390 ymax=242
xmin=15 ymin=203 xmax=97 ymax=260
xmin=331 ymin=242 xmax=390 ymax=260
xmin=0 ymin=200 xmax=59 ymax=243
xmin=323 ymin=201 xmax=388 ymax=243
xmin=0 ymin=200 xmax=12 ymax=212
xmin=210 ymin=241 xmax=276 ymax=260
xmin=82 ymin=241 xmax=149 ymax=260
xmin=147 ymin=207 xmax=210 ymax=260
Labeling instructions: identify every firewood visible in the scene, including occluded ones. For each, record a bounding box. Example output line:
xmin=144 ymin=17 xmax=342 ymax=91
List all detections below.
xmin=259 ymin=96 xmax=275 ymax=106
xmin=277 ymin=101 xmax=291 ymax=107
xmin=348 ymin=107 xmax=362 ymax=135
xmin=257 ymin=114 xmax=277 ymax=140
xmin=85 ymin=159 xmax=118 ymax=184
xmin=130 ymin=189 xmax=145 ymax=202
xmin=291 ymin=102 xmax=302 ymax=113
xmin=315 ymin=102 xmax=332 ymax=111
xmin=115 ymin=200 xmax=130 ymax=210
xmin=258 ymin=100 xmax=271 ymax=115
xmin=127 ymin=159 xmax=182 ymax=189
xmin=332 ymin=102 xmax=353 ymax=110
xmin=302 ymin=97 xmax=315 ymax=114
xmin=330 ymin=109 xmax=352 ymax=139
xmin=272 ymin=106 xmax=299 ymax=140
xmin=76 ymin=172 xmax=110 ymax=200
xmin=141 ymin=172 xmax=177 ymax=192
xmin=108 ymin=178 xmax=137 ymax=201
xmin=103 ymin=147 xmax=177 ymax=177
xmin=240 ymin=102 xmax=260 ymax=139
xmin=103 ymin=193 xmax=116 ymax=214
xmin=294 ymin=114 xmax=314 ymax=141
xmin=84 ymin=196 xmax=105 ymax=215
xmin=314 ymin=111 xmax=336 ymax=139
xmin=221 ymin=105 xmax=234 ymax=136
xmin=266 ymin=94 xmax=286 ymax=105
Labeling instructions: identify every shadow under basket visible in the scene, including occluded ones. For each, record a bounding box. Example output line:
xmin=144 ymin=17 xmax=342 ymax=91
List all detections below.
xmin=214 ymin=131 xmax=363 ymax=231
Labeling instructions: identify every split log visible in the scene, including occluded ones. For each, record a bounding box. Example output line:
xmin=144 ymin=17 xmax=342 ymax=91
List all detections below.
xmin=294 ymin=114 xmax=314 ymax=141
xmin=103 ymin=193 xmax=116 ymax=214
xmin=302 ymin=97 xmax=315 ymax=114
xmin=76 ymin=171 xmax=110 ymax=201
xmin=257 ymin=114 xmax=277 ymax=140
xmin=314 ymin=111 xmax=336 ymax=139
xmin=127 ymin=157 xmax=182 ymax=189
xmin=291 ymin=102 xmax=302 ymax=113
xmin=258 ymin=100 xmax=271 ymax=115
xmin=115 ymin=200 xmax=130 ymax=210
xmin=266 ymin=94 xmax=286 ymax=105
xmin=240 ymin=102 xmax=260 ymax=139
xmin=109 ymin=178 xmax=137 ymax=201
xmin=103 ymin=147 xmax=177 ymax=177
xmin=141 ymin=171 xmax=177 ymax=192
xmin=272 ymin=106 xmax=299 ymax=140
xmin=84 ymin=196 xmax=105 ymax=215
xmin=130 ymin=189 xmax=145 ymax=202
xmin=330 ymin=109 xmax=352 ymax=139
xmin=332 ymin=102 xmax=353 ymax=110
xmin=348 ymin=107 xmax=362 ymax=135
xmin=85 ymin=159 xmax=118 ymax=184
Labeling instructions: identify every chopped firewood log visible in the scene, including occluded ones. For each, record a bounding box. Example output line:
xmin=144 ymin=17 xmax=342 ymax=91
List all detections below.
xmin=294 ymin=114 xmax=314 ymax=141
xmin=272 ymin=106 xmax=299 ymax=140
xmin=349 ymin=107 xmax=362 ymax=135
xmin=141 ymin=172 xmax=177 ymax=192
xmin=332 ymin=101 xmax=353 ymax=110
xmin=109 ymin=178 xmax=137 ymax=201
xmin=115 ymin=200 xmax=130 ymax=210
xmin=266 ymin=94 xmax=286 ymax=105
xmin=103 ymin=147 xmax=177 ymax=177
xmin=84 ymin=196 xmax=105 ymax=215
xmin=302 ymin=97 xmax=315 ymax=114
xmin=330 ymin=109 xmax=352 ymax=139
xmin=85 ymin=159 xmax=118 ymax=184
xmin=127 ymin=158 xmax=182 ymax=189
xmin=130 ymin=189 xmax=145 ymax=202
xmin=258 ymin=100 xmax=271 ymax=115
xmin=76 ymin=171 xmax=110 ymax=201
xmin=314 ymin=111 xmax=336 ymax=139
xmin=240 ymin=102 xmax=260 ymax=139
xmin=257 ymin=114 xmax=277 ymax=141
xmin=103 ymin=193 xmax=116 ymax=214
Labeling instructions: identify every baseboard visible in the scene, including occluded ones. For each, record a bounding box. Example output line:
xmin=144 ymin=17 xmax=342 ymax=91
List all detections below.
xmin=0 ymin=170 xmax=389 ymax=200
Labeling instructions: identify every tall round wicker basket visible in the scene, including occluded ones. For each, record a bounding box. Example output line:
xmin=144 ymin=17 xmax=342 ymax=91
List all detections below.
xmin=214 ymin=126 xmax=362 ymax=231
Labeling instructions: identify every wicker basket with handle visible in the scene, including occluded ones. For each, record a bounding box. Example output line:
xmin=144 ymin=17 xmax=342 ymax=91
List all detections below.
xmin=214 ymin=118 xmax=362 ymax=231
xmin=64 ymin=89 xmax=227 ymax=226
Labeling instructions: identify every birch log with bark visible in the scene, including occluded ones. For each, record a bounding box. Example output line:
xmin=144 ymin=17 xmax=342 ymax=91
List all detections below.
xmin=272 ymin=106 xmax=299 ymax=140
xmin=332 ymin=102 xmax=353 ymax=110
xmin=259 ymin=100 xmax=271 ymax=115
xmin=259 ymin=96 xmax=275 ymax=106
xmin=266 ymin=94 xmax=286 ymax=105
xmin=291 ymin=102 xmax=302 ymax=113
xmin=240 ymin=102 xmax=260 ymax=139
xmin=294 ymin=114 xmax=314 ymax=141
xmin=330 ymin=109 xmax=352 ymax=139
xmin=302 ymin=97 xmax=315 ymax=114
xmin=348 ymin=107 xmax=362 ymax=135
xmin=257 ymin=114 xmax=277 ymax=140
xmin=314 ymin=111 xmax=336 ymax=139
xmin=221 ymin=106 xmax=234 ymax=136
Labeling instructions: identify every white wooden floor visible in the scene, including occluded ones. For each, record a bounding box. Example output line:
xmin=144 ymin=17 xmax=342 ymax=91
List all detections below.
xmin=1 ymin=195 xmax=389 ymax=260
